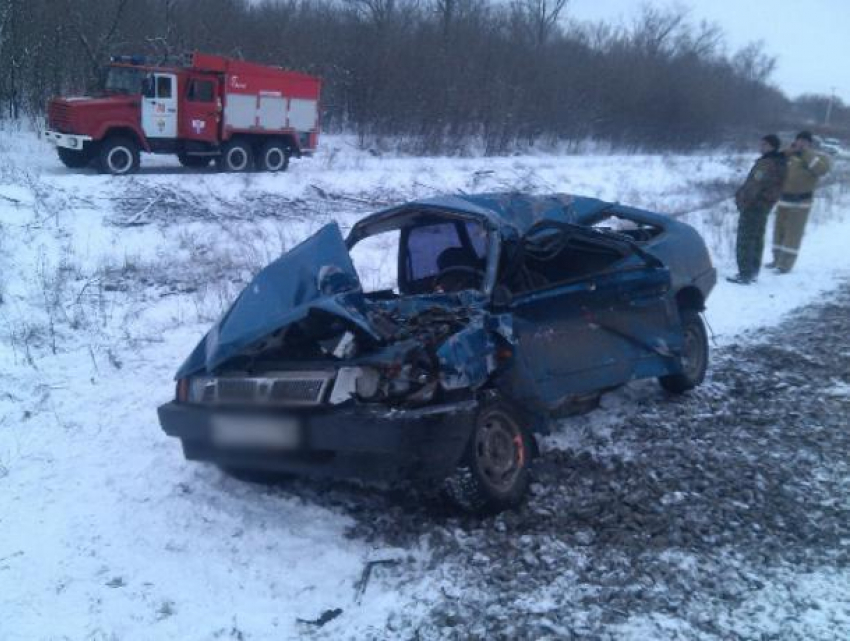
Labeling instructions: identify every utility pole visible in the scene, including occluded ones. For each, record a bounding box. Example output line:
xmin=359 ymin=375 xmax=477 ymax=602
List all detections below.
xmin=825 ymin=87 xmax=836 ymax=126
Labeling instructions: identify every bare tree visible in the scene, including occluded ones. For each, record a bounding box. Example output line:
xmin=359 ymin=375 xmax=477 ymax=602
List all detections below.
xmin=513 ymin=0 xmax=569 ymax=46
xmin=60 ymin=0 xmax=130 ymax=89
xmin=2 ymin=0 xmax=799 ymax=152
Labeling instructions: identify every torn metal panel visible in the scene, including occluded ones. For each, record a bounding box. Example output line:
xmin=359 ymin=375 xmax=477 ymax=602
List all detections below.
xmin=348 ymin=192 xmax=614 ymax=244
xmin=435 ymin=316 xmax=496 ymax=390
xmin=177 ymin=223 xmax=374 ymax=378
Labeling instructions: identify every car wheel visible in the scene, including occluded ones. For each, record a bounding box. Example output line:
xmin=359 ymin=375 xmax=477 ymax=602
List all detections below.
xmin=216 ymin=139 xmax=253 ymax=172
xmin=177 ymin=153 xmax=211 ymax=168
xmin=258 ymin=140 xmax=290 ymax=172
xmin=444 ymin=402 xmax=534 ymax=514
xmin=659 ymin=309 xmax=708 ymax=393
xmin=98 ymin=137 xmax=139 ymax=175
xmin=57 ymin=146 xmax=94 ymax=169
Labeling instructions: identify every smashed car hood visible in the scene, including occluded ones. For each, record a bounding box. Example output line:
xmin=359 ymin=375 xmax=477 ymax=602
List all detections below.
xmin=176 ymin=223 xmax=376 ymax=378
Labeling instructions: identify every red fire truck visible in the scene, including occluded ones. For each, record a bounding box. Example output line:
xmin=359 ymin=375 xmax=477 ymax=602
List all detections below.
xmin=44 ymin=53 xmax=321 ymax=175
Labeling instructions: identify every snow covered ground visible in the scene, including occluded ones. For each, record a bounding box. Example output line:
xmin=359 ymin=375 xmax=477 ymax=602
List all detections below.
xmin=1 ymin=129 xmax=848 ymax=639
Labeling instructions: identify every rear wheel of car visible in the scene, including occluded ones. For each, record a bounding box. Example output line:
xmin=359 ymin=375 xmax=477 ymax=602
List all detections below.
xmin=177 ymin=153 xmax=211 ymax=168
xmin=98 ymin=137 xmax=139 ymax=175
xmin=659 ymin=309 xmax=708 ymax=393
xmin=57 ymin=146 xmax=93 ymax=169
xmin=216 ymin=139 xmax=253 ymax=172
xmin=444 ymin=402 xmax=534 ymax=514
xmin=258 ymin=140 xmax=290 ymax=172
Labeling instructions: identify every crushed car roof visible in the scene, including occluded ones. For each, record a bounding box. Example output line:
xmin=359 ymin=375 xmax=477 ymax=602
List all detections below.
xmin=348 ymin=192 xmax=620 ymax=242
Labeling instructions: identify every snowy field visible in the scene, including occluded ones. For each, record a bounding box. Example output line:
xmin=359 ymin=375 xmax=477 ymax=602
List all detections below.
xmin=1 ymin=128 xmax=849 ymax=639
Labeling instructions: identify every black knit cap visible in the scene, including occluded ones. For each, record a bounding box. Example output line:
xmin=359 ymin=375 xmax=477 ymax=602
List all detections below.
xmin=796 ymin=130 xmax=813 ymax=143
xmin=762 ymin=134 xmax=780 ymax=150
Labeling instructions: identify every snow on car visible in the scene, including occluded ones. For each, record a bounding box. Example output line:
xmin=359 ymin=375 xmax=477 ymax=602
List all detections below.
xmin=158 ymin=192 xmax=716 ymax=512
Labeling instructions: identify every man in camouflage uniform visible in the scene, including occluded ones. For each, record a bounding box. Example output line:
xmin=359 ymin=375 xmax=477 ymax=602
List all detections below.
xmin=768 ymin=131 xmax=831 ymax=273
xmin=727 ymin=134 xmax=787 ymax=284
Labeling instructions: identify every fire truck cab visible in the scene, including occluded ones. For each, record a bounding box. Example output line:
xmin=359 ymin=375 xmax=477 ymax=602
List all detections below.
xmin=44 ymin=53 xmax=321 ymax=175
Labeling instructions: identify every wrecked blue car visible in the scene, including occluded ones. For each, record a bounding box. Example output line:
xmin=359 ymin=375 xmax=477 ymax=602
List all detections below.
xmin=158 ymin=193 xmax=716 ymax=512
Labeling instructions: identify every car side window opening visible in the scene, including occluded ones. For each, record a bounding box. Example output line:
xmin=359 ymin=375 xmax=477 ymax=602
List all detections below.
xmin=349 ymin=229 xmax=400 ymax=295
xmin=187 ymin=79 xmax=215 ymax=102
xmin=403 ymin=220 xmax=488 ymax=294
xmin=156 ymin=76 xmax=172 ymax=99
xmin=499 ymin=227 xmax=628 ymax=295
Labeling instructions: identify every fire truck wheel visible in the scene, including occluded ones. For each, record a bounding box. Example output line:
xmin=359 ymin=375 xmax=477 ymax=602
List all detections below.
xmin=218 ymin=140 xmax=254 ymax=172
xmin=259 ymin=140 xmax=290 ymax=172
xmin=177 ymin=153 xmax=211 ymax=169
xmin=57 ymin=147 xmax=94 ymax=169
xmin=98 ymin=137 xmax=140 ymax=175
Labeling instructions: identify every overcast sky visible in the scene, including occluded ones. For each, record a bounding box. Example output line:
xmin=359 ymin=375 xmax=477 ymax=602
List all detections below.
xmin=566 ymin=0 xmax=850 ymax=103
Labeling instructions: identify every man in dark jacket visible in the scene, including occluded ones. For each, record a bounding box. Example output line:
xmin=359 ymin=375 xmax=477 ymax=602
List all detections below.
xmin=727 ymin=134 xmax=787 ymax=284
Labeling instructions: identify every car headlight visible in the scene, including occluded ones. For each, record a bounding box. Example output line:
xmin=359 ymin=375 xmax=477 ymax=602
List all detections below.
xmin=68 ymin=138 xmax=78 ymax=148
xmin=354 ymin=367 xmax=381 ymax=399
xmin=329 ymin=367 xmax=381 ymax=404
xmin=187 ymin=377 xmax=214 ymax=403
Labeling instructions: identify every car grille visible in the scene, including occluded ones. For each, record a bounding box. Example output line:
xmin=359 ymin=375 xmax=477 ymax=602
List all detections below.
xmin=205 ymin=372 xmax=333 ymax=407
xmin=270 ymin=378 xmax=326 ymax=403
xmin=48 ymin=102 xmax=74 ymax=133
xmin=217 ymin=379 xmax=257 ymax=403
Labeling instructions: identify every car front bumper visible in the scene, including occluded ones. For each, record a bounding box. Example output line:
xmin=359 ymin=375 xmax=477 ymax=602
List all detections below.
xmin=44 ymin=130 xmax=93 ymax=150
xmin=157 ymin=399 xmax=478 ymax=482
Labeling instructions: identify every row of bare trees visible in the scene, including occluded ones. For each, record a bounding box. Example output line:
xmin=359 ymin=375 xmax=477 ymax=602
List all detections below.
xmin=0 ymin=0 xmax=813 ymax=152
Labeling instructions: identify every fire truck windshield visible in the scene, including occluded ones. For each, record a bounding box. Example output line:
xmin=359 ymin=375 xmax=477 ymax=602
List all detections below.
xmin=104 ymin=67 xmax=142 ymax=95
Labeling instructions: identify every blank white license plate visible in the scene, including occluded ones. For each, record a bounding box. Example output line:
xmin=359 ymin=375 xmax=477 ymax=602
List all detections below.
xmin=211 ymin=415 xmax=301 ymax=449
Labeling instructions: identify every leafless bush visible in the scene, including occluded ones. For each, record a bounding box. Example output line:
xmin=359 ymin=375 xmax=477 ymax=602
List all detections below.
xmin=3 ymin=318 xmax=46 ymax=368
xmin=108 ymin=181 xmax=383 ymax=227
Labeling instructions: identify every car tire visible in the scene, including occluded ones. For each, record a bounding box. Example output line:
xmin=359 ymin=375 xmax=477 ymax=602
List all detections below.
xmin=216 ymin=139 xmax=253 ymax=172
xmin=258 ymin=140 xmax=290 ymax=172
xmin=97 ymin=137 xmax=139 ymax=175
xmin=177 ymin=153 xmax=211 ymax=169
xmin=444 ymin=401 xmax=534 ymax=514
xmin=57 ymin=146 xmax=94 ymax=169
xmin=659 ymin=309 xmax=708 ymax=393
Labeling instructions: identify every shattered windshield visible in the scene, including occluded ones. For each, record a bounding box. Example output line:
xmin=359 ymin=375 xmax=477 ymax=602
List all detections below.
xmin=104 ymin=66 xmax=142 ymax=95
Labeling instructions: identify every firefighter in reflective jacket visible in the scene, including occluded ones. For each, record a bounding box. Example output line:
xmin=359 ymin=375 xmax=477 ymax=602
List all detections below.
xmin=769 ymin=131 xmax=831 ymax=273
xmin=728 ymin=134 xmax=787 ymax=284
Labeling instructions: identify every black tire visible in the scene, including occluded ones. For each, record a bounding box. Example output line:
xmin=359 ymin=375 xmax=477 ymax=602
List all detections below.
xmin=57 ymin=146 xmax=93 ymax=169
xmin=258 ymin=139 xmax=290 ymax=172
xmin=660 ymin=309 xmax=709 ymax=393
xmin=444 ymin=401 xmax=534 ymax=514
xmin=216 ymin=139 xmax=253 ymax=172
xmin=177 ymin=153 xmax=211 ymax=168
xmin=97 ymin=137 xmax=139 ymax=175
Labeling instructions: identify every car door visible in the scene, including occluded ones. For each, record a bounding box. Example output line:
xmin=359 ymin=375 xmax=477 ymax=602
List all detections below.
xmin=142 ymin=72 xmax=178 ymax=139
xmin=508 ymin=274 xmax=635 ymax=409
xmin=181 ymin=75 xmax=220 ymax=144
xmin=505 ymin=234 xmax=677 ymax=410
xmin=586 ymin=264 xmax=682 ymax=380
